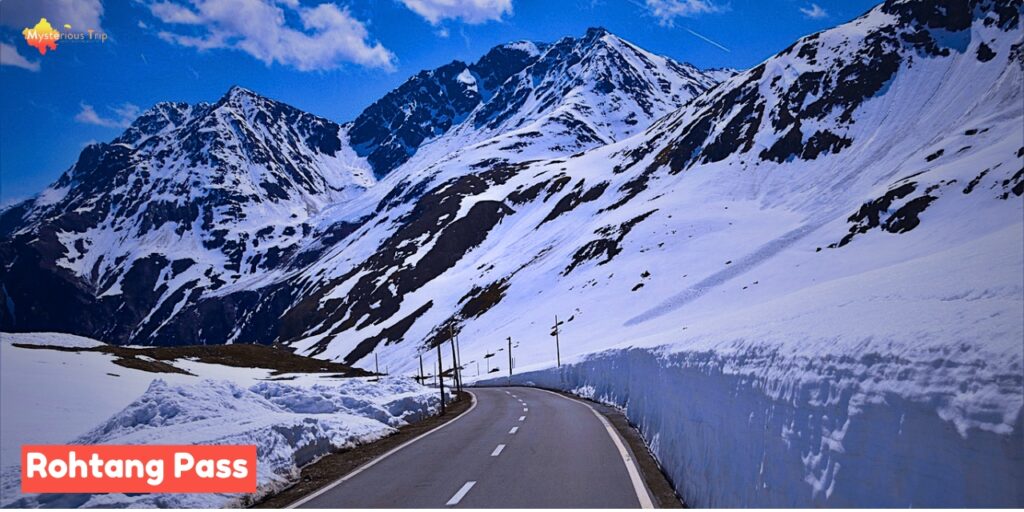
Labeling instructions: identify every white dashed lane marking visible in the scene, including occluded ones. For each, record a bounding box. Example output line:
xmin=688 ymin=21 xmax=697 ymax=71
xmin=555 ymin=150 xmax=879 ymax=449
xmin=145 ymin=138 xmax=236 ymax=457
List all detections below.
xmin=491 ymin=444 xmax=506 ymax=456
xmin=509 ymin=426 xmax=519 ymax=434
xmin=518 ymin=415 xmax=525 ymax=421
xmin=446 ymin=481 xmax=476 ymax=506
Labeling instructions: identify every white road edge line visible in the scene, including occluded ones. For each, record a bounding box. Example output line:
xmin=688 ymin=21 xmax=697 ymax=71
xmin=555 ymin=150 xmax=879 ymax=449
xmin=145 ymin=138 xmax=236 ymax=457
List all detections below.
xmin=533 ymin=388 xmax=655 ymax=509
xmin=491 ymin=444 xmax=506 ymax=456
xmin=446 ymin=480 xmax=476 ymax=506
xmin=509 ymin=426 xmax=519 ymax=434
xmin=287 ymin=391 xmax=479 ymax=508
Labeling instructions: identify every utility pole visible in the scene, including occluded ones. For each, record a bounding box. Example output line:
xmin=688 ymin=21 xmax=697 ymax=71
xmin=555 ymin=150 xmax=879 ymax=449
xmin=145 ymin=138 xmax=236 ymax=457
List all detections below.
xmin=436 ymin=343 xmax=446 ymax=415
xmin=455 ymin=332 xmax=464 ymax=388
xmin=418 ymin=353 xmax=425 ymax=384
xmin=373 ymin=352 xmax=380 ymax=382
xmin=507 ymin=336 xmax=513 ymax=384
xmin=552 ymin=315 xmax=562 ymax=367
xmin=449 ymin=325 xmax=461 ymax=395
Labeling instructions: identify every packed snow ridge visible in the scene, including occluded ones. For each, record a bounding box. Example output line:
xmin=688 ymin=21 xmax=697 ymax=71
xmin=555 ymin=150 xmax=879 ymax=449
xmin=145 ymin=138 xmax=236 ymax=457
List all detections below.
xmin=0 ymin=334 xmax=442 ymax=508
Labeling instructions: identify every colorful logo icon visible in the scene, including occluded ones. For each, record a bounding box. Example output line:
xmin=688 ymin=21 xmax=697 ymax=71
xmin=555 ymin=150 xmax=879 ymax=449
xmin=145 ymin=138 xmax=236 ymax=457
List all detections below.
xmin=22 ymin=18 xmax=60 ymax=55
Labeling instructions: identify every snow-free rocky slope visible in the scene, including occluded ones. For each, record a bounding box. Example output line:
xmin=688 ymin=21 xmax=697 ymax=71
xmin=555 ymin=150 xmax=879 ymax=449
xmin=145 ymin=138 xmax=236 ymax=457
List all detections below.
xmin=2 ymin=0 xmax=1023 ymax=506
xmin=0 ymin=28 xmax=725 ymax=346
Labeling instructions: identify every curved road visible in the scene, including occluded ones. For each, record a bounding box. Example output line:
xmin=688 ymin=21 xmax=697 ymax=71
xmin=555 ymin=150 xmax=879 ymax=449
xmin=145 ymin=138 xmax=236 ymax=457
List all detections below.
xmin=292 ymin=386 xmax=653 ymax=508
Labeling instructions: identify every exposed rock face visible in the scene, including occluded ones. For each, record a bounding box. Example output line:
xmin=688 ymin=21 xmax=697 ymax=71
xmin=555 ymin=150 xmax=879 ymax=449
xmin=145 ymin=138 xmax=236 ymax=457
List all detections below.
xmin=0 ymin=29 xmax=726 ymax=347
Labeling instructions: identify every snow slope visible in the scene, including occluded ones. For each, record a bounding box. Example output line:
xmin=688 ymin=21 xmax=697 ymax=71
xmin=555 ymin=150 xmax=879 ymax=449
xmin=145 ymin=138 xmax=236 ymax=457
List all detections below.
xmin=493 ymin=222 xmax=1023 ymax=506
xmin=322 ymin=0 xmax=1021 ymax=506
xmin=0 ymin=333 xmax=441 ymax=508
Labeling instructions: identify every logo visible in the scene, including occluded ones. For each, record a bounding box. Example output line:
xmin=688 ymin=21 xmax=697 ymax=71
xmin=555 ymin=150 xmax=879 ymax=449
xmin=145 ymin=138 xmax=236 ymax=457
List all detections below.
xmin=21 ymin=445 xmax=257 ymax=494
xmin=22 ymin=17 xmax=108 ymax=56
xmin=22 ymin=18 xmax=59 ymax=55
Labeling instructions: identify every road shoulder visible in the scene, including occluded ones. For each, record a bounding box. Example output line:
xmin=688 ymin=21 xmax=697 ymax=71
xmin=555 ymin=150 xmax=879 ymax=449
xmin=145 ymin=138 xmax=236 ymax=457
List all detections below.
xmin=251 ymin=391 xmax=473 ymax=509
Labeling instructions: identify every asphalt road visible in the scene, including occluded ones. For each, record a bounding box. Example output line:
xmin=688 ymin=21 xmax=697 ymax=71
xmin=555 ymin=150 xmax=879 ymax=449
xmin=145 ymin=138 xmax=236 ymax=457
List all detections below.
xmin=292 ymin=386 xmax=653 ymax=508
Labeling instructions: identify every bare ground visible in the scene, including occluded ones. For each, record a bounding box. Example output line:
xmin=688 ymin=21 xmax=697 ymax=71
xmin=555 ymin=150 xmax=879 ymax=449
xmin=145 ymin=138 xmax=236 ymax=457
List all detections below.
xmin=11 ymin=343 xmax=372 ymax=377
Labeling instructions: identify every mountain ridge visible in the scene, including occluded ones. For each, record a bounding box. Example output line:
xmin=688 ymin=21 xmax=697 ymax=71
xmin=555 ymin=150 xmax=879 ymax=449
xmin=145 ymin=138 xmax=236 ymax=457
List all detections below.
xmin=0 ymin=26 xmax=728 ymax=346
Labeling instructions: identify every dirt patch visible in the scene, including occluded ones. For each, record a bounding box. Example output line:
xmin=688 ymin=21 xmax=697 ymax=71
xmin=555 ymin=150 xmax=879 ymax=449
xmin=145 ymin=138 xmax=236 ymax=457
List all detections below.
xmin=11 ymin=343 xmax=370 ymax=377
xmin=111 ymin=355 xmax=193 ymax=375
xmin=251 ymin=392 xmax=472 ymax=508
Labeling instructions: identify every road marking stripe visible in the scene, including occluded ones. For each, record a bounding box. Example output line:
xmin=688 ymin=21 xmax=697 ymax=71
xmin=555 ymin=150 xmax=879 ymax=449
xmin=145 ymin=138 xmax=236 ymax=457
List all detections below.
xmin=446 ymin=481 xmax=476 ymax=506
xmin=287 ymin=392 xmax=479 ymax=508
xmin=509 ymin=426 xmax=519 ymax=434
xmin=491 ymin=444 xmax=505 ymax=456
xmin=533 ymin=388 xmax=655 ymax=509
xmin=523 ymin=407 xmax=528 ymax=412
xmin=518 ymin=415 xmax=525 ymax=421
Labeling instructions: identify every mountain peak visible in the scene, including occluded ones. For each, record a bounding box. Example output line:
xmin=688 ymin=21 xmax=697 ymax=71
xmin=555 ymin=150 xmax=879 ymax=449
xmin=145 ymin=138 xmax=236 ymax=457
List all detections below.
xmin=225 ymin=84 xmax=258 ymax=98
xmin=585 ymin=26 xmax=611 ymax=38
xmin=496 ymin=40 xmax=545 ymax=57
xmin=215 ymin=85 xmax=271 ymax=109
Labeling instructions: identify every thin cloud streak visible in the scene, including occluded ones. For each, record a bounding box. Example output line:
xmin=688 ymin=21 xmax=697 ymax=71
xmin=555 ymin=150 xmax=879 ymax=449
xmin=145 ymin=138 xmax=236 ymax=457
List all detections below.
xmin=685 ymin=27 xmax=730 ymax=52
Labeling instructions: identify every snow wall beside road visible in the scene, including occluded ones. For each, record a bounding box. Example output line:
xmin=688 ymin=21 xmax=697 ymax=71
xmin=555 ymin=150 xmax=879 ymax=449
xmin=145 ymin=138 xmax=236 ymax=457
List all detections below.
xmin=501 ymin=347 xmax=1023 ymax=507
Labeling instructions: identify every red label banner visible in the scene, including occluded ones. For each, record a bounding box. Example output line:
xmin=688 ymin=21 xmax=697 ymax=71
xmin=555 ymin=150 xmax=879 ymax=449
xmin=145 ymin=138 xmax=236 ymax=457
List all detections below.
xmin=21 ymin=445 xmax=257 ymax=494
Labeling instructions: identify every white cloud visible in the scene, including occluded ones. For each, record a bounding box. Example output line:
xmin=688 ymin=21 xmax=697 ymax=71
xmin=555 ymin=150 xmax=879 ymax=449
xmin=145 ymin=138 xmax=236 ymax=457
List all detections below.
xmin=74 ymin=103 xmax=142 ymax=129
xmin=146 ymin=0 xmax=395 ymax=71
xmin=645 ymin=0 xmax=721 ymax=26
xmin=149 ymin=2 xmax=205 ymax=24
xmin=799 ymin=3 xmax=828 ymax=19
xmin=400 ymin=0 xmax=513 ymax=25
xmin=0 ymin=0 xmax=104 ymax=31
xmin=0 ymin=42 xmax=40 ymax=71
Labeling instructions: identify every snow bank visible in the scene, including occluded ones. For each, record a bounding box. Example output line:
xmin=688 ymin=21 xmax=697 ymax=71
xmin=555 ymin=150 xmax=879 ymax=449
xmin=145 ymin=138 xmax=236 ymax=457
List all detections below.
xmin=484 ymin=223 xmax=1023 ymax=507
xmin=0 ymin=332 xmax=104 ymax=348
xmin=506 ymin=347 xmax=1023 ymax=507
xmin=0 ymin=334 xmax=442 ymax=508
xmin=0 ymin=376 xmax=440 ymax=508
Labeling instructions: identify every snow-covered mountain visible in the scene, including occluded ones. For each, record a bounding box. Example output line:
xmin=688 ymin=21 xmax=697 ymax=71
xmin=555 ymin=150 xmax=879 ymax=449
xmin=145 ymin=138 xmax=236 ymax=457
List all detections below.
xmin=346 ymin=41 xmax=544 ymax=177
xmin=0 ymin=86 xmax=374 ymax=342
xmin=0 ymin=28 xmax=725 ymax=346
xmin=279 ymin=0 xmax=1022 ymax=376
xmin=348 ymin=28 xmax=723 ymax=178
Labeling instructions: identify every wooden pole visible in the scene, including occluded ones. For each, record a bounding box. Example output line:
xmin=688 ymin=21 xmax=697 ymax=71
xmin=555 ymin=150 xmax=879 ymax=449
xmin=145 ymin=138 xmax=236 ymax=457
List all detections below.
xmin=436 ymin=343 xmax=445 ymax=415
xmin=449 ymin=325 xmax=461 ymax=394
xmin=554 ymin=315 xmax=561 ymax=367
xmin=507 ymin=336 xmax=513 ymax=383
xmin=452 ymin=331 xmax=460 ymax=387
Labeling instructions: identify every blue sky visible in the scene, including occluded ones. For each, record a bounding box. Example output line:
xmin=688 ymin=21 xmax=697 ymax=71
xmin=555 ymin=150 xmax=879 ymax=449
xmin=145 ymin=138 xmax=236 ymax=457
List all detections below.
xmin=0 ymin=0 xmax=879 ymax=204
